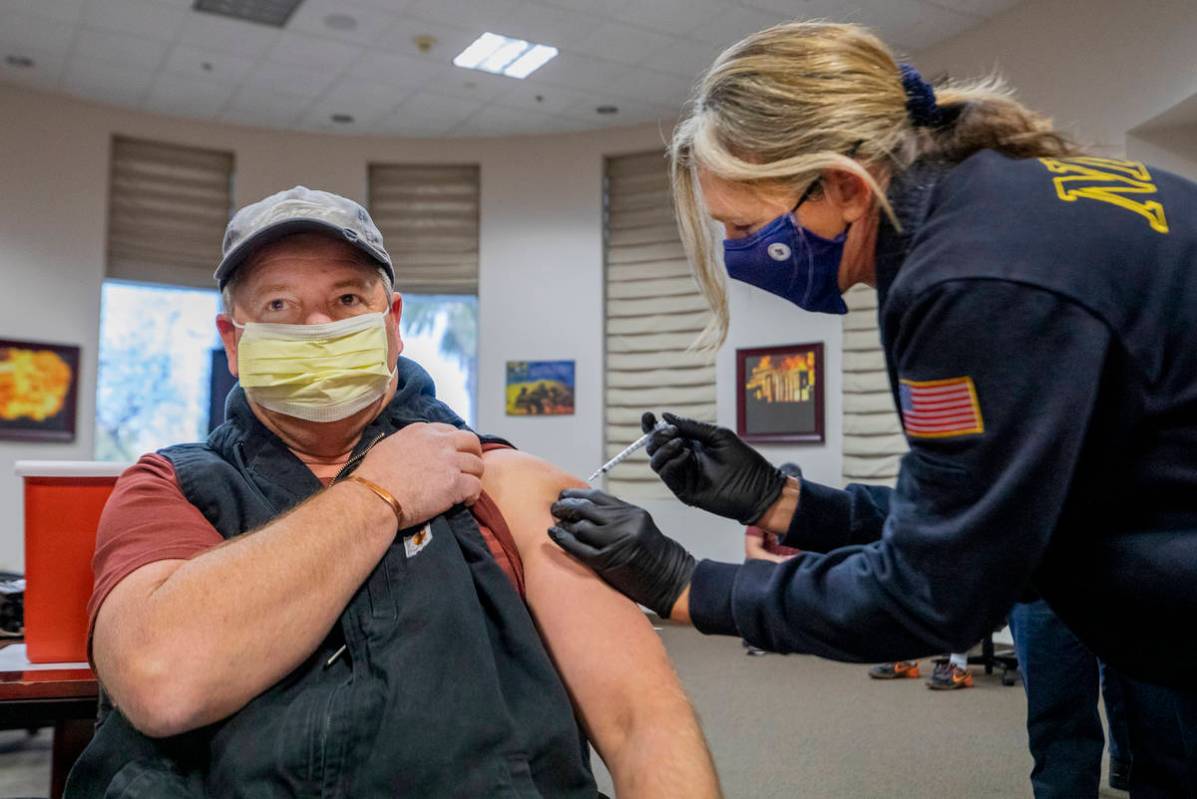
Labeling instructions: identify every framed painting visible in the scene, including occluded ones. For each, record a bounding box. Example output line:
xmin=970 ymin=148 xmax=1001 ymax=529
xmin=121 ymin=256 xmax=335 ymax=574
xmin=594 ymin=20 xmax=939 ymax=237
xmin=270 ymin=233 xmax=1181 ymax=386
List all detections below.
xmin=0 ymin=338 xmax=81 ymax=442
xmin=736 ymin=342 xmax=824 ymax=444
xmin=506 ymin=360 xmax=575 ymax=416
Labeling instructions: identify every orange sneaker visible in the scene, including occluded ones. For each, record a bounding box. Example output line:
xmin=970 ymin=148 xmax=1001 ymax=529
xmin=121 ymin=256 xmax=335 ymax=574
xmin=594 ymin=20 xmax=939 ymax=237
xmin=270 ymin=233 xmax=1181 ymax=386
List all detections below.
xmin=868 ymin=660 xmax=921 ymax=679
xmin=927 ymin=661 xmax=974 ymax=690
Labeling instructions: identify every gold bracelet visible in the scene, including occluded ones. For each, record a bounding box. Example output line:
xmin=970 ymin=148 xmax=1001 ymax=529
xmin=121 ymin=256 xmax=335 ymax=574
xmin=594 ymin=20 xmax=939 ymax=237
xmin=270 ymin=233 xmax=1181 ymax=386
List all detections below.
xmin=345 ymin=475 xmax=405 ymax=528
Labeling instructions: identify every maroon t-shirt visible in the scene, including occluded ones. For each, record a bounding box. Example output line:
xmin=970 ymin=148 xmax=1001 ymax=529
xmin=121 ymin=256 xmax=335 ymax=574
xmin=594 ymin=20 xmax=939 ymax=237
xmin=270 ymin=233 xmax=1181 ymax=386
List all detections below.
xmin=88 ymin=446 xmax=524 ymax=652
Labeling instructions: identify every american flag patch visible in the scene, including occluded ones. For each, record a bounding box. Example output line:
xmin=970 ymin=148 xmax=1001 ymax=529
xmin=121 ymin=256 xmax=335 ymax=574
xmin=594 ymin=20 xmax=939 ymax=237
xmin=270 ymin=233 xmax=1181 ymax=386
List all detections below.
xmin=899 ymin=377 xmax=985 ymax=439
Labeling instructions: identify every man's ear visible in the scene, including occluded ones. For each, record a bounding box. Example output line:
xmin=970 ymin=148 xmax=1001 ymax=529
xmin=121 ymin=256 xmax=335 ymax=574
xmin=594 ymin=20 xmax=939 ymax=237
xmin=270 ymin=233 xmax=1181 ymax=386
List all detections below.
xmin=822 ymin=169 xmax=875 ymax=225
xmin=389 ymin=293 xmax=404 ymax=358
xmin=215 ymin=314 xmax=240 ymax=378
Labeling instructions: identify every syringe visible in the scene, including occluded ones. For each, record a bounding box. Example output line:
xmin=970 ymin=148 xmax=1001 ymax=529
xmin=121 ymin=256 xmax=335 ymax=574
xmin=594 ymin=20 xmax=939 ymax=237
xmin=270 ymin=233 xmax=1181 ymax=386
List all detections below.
xmin=588 ymin=420 xmax=669 ymax=482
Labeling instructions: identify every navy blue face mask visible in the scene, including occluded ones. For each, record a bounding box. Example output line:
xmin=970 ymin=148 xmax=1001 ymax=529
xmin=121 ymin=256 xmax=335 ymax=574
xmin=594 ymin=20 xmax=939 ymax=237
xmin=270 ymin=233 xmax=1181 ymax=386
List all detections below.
xmin=722 ymin=192 xmax=849 ymax=315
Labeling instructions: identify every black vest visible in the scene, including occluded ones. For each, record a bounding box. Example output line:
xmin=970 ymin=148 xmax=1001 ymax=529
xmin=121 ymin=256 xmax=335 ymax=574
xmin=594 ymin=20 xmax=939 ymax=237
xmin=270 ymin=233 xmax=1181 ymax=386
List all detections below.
xmin=67 ymin=358 xmax=597 ymax=798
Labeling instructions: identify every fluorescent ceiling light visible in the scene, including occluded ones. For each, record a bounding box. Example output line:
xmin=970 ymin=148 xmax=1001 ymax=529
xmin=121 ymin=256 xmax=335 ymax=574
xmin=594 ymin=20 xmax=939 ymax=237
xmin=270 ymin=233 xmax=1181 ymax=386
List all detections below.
xmin=453 ymin=32 xmax=558 ymax=79
xmin=505 ymin=45 xmax=558 ymax=79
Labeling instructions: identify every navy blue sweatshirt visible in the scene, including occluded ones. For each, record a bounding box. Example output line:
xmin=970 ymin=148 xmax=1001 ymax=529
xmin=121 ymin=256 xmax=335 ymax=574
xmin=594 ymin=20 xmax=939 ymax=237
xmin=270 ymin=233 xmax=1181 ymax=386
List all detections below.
xmin=689 ymin=150 xmax=1197 ymax=689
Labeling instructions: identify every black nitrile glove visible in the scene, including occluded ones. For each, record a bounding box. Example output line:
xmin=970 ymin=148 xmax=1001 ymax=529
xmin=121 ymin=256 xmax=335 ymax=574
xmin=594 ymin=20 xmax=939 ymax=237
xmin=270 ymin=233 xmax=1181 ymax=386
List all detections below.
xmin=549 ymin=488 xmax=695 ymax=619
xmin=641 ymin=411 xmax=787 ymax=525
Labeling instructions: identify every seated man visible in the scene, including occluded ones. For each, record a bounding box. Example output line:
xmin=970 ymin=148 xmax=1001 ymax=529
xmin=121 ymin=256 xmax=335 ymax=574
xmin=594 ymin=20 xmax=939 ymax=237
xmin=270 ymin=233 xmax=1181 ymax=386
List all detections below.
xmin=67 ymin=187 xmax=720 ymax=798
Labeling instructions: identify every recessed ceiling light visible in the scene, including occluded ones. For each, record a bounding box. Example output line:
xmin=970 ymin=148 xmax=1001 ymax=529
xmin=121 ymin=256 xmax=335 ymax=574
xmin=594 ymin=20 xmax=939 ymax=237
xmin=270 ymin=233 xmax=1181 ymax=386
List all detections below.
xmin=330 ymin=113 xmax=355 ymax=124
xmin=596 ymin=105 xmax=619 ymax=115
xmin=192 ymin=0 xmax=303 ymax=29
xmin=5 ymin=55 xmax=35 ymax=69
xmin=453 ymin=32 xmax=558 ymax=79
xmin=324 ymin=13 xmax=357 ymax=31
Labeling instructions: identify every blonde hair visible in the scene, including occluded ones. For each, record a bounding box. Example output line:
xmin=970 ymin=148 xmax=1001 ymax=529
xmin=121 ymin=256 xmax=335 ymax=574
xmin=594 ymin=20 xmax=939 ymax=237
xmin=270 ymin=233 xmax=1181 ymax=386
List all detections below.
xmin=672 ymin=21 xmax=1082 ymax=349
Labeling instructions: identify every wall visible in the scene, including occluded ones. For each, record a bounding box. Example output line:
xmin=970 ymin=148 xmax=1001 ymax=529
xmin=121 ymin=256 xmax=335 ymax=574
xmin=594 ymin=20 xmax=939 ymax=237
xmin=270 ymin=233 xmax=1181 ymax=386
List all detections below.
xmin=913 ymin=0 xmax=1197 ymax=159
xmin=0 ymin=81 xmax=837 ymax=570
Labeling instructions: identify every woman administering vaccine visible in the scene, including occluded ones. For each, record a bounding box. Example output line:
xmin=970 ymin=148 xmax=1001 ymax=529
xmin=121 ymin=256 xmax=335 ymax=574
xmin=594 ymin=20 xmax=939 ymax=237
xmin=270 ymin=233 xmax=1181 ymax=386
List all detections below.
xmin=548 ymin=21 xmax=1197 ymax=794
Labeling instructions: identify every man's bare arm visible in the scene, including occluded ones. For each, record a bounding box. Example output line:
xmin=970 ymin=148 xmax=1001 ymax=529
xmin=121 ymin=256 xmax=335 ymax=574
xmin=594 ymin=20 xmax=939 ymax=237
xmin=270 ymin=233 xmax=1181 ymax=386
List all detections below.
xmin=482 ymin=449 xmax=721 ymax=799
xmin=92 ymin=423 xmax=482 ymax=738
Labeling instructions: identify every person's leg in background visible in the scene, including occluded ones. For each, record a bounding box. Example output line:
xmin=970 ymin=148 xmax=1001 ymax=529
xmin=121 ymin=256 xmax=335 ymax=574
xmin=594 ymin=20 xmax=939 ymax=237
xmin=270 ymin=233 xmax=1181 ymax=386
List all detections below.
xmin=1100 ymin=660 xmax=1134 ymax=790
xmin=1010 ymin=599 xmax=1104 ymax=799
xmin=1119 ymin=676 xmax=1196 ymax=799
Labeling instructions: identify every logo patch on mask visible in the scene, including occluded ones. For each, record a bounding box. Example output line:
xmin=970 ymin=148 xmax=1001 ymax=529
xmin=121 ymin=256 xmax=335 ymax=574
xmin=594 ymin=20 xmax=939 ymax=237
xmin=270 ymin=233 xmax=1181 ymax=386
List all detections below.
xmin=404 ymin=524 xmax=433 ymax=558
xmin=899 ymin=377 xmax=984 ymax=439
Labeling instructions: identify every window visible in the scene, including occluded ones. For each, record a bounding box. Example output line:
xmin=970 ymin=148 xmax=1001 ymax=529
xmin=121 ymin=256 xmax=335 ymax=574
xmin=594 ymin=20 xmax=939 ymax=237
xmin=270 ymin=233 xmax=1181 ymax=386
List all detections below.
xmin=602 ymin=152 xmax=716 ymax=499
xmin=398 ymin=294 xmax=478 ymax=426
xmin=841 ymin=285 xmax=905 ymax=486
xmin=369 ymin=163 xmax=480 ymax=425
xmin=96 ymin=135 xmax=234 ymax=460
xmin=95 ymin=281 xmax=222 ymax=460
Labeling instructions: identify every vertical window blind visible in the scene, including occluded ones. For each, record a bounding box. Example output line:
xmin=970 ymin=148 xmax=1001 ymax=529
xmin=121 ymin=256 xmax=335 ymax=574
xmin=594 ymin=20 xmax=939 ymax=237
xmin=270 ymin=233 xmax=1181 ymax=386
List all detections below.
xmin=603 ymin=151 xmax=716 ymax=499
xmin=842 ymin=285 xmax=905 ymax=486
xmin=367 ymin=164 xmax=480 ymax=294
xmin=105 ymin=135 xmax=234 ymax=289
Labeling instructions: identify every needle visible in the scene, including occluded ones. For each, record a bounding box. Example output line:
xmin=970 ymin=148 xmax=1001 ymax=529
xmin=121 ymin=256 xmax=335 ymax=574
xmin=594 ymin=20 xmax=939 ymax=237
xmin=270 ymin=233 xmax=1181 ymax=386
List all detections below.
xmin=588 ymin=420 xmax=668 ymax=482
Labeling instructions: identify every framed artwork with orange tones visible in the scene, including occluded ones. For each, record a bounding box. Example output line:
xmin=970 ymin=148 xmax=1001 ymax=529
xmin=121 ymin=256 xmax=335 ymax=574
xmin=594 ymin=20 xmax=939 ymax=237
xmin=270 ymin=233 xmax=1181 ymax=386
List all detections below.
xmin=736 ymin=342 xmax=824 ymax=444
xmin=0 ymin=338 xmax=80 ymax=442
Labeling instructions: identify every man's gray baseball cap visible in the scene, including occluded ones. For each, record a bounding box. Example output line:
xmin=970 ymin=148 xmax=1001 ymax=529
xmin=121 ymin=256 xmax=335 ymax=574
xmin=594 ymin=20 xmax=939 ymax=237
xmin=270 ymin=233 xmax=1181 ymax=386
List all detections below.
xmin=214 ymin=186 xmax=393 ymax=288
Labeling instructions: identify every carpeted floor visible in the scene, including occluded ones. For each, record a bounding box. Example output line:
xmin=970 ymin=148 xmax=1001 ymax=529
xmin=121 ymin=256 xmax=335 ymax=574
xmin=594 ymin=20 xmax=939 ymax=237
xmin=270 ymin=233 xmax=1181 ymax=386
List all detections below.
xmin=593 ymin=624 xmax=1127 ymax=798
xmin=0 ymin=625 xmax=1128 ymax=798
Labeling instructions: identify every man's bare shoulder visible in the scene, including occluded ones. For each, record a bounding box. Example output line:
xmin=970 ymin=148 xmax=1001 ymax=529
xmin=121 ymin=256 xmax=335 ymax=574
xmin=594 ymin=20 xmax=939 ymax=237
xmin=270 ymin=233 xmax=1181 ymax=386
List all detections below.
xmin=482 ymin=450 xmax=582 ymax=514
xmin=481 ymin=449 xmax=594 ymax=558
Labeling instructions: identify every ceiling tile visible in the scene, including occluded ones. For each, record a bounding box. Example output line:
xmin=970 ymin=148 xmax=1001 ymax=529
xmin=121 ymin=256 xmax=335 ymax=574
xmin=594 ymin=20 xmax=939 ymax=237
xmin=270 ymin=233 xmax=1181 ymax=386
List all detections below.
xmin=557 ymin=94 xmax=671 ymax=126
xmin=0 ymin=0 xmax=86 ymax=24
xmin=286 ymin=0 xmax=401 ymax=47
xmin=792 ymin=0 xmax=981 ymax=53
xmin=404 ymin=0 xmax=522 ymax=33
xmin=898 ymin=0 xmax=1021 ymax=16
xmin=572 ymin=22 xmax=680 ymax=65
xmin=81 ymin=0 xmax=186 ymax=40
xmin=738 ymin=0 xmax=822 ymax=15
xmin=688 ymin=6 xmax=790 ymax=48
xmin=72 ymin=26 xmax=169 ymax=70
xmin=618 ymin=0 xmax=731 ymax=36
xmin=242 ymin=60 xmax=337 ymax=100
xmin=533 ymin=114 xmax=599 ymax=134
xmin=301 ymin=79 xmax=413 ymax=129
xmin=498 ymin=1 xmax=603 ymax=49
xmin=323 ymin=74 xmax=418 ymax=110
xmin=162 ymin=44 xmax=258 ymax=84
xmin=530 ymin=52 xmax=631 ymax=92
xmin=382 ymin=15 xmax=479 ymax=61
xmin=61 ymin=56 xmax=154 ymax=106
xmin=266 ymin=31 xmax=363 ymax=73
xmin=393 ymin=91 xmax=485 ymax=124
xmin=496 ymin=80 xmax=592 ymax=115
xmin=346 ymin=50 xmax=443 ymax=87
xmin=220 ymin=104 xmax=302 ymax=131
xmin=418 ymin=63 xmax=518 ymax=103
xmin=605 ymin=68 xmax=695 ymax=107
xmin=454 ymin=103 xmax=560 ymax=136
xmin=144 ymin=71 xmax=236 ymax=118
xmin=0 ymin=49 xmax=67 ymax=90
xmin=373 ymin=112 xmax=459 ymax=137
xmin=0 ymin=11 xmax=77 ymax=54
xmin=228 ymin=83 xmax=309 ymax=118
xmin=640 ymin=37 xmax=723 ymax=80
xmin=177 ymin=10 xmax=284 ymax=56
xmin=529 ymin=0 xmax=632 ymax=18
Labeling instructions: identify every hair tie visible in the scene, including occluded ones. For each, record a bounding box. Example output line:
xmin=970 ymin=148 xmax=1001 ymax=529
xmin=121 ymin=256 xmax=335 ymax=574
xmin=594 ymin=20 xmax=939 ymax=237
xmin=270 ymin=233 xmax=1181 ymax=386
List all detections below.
xmin=899 ymin=64 xmax=950 ymax=129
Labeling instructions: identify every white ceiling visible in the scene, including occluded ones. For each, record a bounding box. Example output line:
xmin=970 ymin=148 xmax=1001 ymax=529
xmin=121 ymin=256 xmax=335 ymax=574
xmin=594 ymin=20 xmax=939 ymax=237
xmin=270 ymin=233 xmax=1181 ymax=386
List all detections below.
xmin=0 ymin=0 xmax=1023 ymax=137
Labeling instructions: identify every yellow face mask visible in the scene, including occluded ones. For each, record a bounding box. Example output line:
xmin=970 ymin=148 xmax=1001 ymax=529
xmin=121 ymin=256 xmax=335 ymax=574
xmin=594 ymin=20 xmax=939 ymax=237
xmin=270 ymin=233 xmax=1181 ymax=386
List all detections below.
xmin=234 ymin=311 xmax=395 ymax=423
